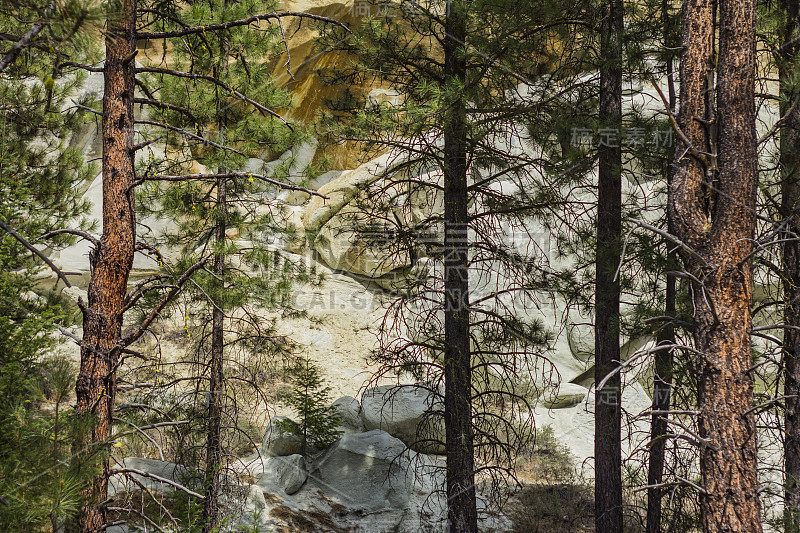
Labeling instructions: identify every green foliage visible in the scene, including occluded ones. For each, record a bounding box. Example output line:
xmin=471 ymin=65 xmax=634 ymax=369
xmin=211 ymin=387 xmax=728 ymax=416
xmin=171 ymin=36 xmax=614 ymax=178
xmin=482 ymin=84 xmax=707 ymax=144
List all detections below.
xmin=282 ymin=358 xmax=341 ymax=455
xmin=0 ymin=357 xmax=99 ymax=532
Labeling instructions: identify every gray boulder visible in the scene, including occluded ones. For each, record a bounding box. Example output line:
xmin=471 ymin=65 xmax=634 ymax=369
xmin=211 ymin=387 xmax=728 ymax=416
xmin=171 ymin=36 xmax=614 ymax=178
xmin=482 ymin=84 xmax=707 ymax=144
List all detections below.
xmin=361 ymin=384 xmax=445 ymax=454
xmin=255 ymin=454 xmax=307 ymax=495
xmin=308 ymin=430 xmax=412 ymax=514
xmin=261 ymin=416 xmax=303 ymax=457
xmin=109 ymin=457 xmax=196 ymax=496
xmin=331 ymin=396 xmax=366 ymax=434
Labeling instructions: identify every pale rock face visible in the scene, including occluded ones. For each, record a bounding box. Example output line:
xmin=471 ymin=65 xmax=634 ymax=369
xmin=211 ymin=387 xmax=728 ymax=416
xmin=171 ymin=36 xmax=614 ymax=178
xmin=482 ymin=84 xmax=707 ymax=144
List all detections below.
xmin=314 ymin=203 xmax=412 ymax=277
xmin=360 ymin=384 xmax=445 ymax=455
xmin=261 ymin=416 xmax=303 ymax=457
xmin=307 ymin=429 xmax=416 ymax=518
xmin=540 ymin=382 xmax=589 ymax=409
xmin=331 ymin=396 xmax=366 ymax=434
xmin=255 ymin=454 xmax=307 ymax=495
xmin=108 ymin=457 xmax=195 ymax=496
xmin=303 ymin=153 xmax=395 ymax=232
xmin=532 ymin=382 xmax=653 ymax=470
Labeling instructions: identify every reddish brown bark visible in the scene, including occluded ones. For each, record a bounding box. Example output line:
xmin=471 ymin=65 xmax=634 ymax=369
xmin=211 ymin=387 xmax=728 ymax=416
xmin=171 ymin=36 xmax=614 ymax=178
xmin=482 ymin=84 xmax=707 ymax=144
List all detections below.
xmin=671 ymin=0 xmax=762 ymax=528
xmin=70 ymin=0 xmax=137 ymax=531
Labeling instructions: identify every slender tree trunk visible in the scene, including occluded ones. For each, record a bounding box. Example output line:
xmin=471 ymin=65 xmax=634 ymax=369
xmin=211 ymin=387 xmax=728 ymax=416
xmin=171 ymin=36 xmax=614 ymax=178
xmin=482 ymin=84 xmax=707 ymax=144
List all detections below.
xmin=201 ymin=175 xmax=225 ymax=532
xmin=443 ymin=1 xmax=477 ymax=531
xmin=781 ymin=0 xmax=800 ymax=528
xmin=646 ymin=16 xmax=677 ymax=532
xmin=671 ymin=0 xmax=762 ymax=528
xmin=594 ymin=0 xmax=623 ymax=530
xmin=646 ymin=277 xmax=675 ymax=533
xmin=71 ymin=0 xmax=137 ymax=530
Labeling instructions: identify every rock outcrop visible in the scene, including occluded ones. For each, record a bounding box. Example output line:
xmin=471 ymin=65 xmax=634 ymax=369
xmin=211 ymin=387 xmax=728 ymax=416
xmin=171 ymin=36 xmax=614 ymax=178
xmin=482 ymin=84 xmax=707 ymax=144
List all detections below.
xmin=361 ymin=384 xmax=445 ymax=455
xmin=261 ymin=416 xmax=303 ymax=457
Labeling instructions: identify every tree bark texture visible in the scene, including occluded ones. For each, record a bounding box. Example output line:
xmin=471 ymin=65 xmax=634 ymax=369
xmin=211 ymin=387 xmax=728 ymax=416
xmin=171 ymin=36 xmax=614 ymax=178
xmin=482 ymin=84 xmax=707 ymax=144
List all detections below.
xmin=595 ymin=0 xmax=623 ymax=530
xmin=72 ymin=0 xmax=137 ymax=530
xmin=781 ymin=0 xmax=800 ymax=527
xmin=443 ymin=1 xmax=478 ymax=531
xmin=201 ymin=176 xmax=226 ymax=533
xmin=671 ymin=0 xmax=762 ymax=528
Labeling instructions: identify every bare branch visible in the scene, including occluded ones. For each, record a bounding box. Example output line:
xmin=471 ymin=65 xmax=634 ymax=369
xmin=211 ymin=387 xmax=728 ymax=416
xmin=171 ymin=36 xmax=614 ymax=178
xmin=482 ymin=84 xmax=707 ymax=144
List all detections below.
xmin=627 ymin=218 xmax=708 ymax=268
xmin=135 ymin=11 xmax=351 ymax=40
xmin=0 ymin=219 xmax=72 ymax=287
xmin=111 ymin=468 xmax=204 ymax=499
xmin=58 ymin=61 xmax=104 ymax=73
xmin=134 ymin=97 xmax=201 ymax=126
xmin=40 ymin=228 xmax=100 ymax=248
xmin=136 ymin=172 xmax=327 ymax=198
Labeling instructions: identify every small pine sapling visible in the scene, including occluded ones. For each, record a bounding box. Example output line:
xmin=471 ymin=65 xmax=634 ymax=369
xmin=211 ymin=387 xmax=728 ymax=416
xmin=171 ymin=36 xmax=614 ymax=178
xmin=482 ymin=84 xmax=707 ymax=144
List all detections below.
xmin=283 ymin=358 xmax=341 ymax=455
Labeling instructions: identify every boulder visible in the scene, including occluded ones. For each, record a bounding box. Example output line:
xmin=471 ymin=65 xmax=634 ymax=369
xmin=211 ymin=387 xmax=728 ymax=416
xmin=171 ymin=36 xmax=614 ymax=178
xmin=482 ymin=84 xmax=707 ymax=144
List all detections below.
xmin=308 ymin=430 xmax=412 ymax=514
xmin=361 ymin=384 xmax=445 ymax=454
xmin=255 ymin=454 xmax=307 ymax=495
xmin=108 ymin=457 xmax=196 ymax=496
xmin=331 ymin=396 xmax=366 ymax=434
xmin=261 ymin=416 xmax=303 ymax=457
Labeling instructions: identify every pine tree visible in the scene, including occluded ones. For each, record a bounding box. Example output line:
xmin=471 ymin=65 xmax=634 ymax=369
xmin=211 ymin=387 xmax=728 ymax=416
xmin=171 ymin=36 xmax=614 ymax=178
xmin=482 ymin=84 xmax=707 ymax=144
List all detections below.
xmin=48 ymin=2 xmax=348 ymax=529
xmin=594 ymin=0 xmax=624 ymax=529
xmin=282 ymin=358 xmax=341 ymax=456
xmin=318 ymin=0 xmax=586 ymax=527
xmin=0 ymin=1 xmax=101 ymax=529
xmin=671 ymin=0 xmax=763 ymax=529
xmin=130 ymin=1 xmax=318 ymax=527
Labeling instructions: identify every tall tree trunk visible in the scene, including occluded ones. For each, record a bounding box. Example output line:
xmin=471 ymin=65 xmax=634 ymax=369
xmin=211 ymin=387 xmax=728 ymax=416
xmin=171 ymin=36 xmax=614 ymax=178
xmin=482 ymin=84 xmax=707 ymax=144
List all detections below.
xmin=201 ymin=175 xmax=225 ymax=532
xmin=671 ymin=0 xmax=762 ymax=528
xmin=594 ymin=0 xmax=623 ymax=530
xmin=200 ymin=30 xmax=230 ymax=531
xmin=72 ymin=0 xmax=137 ymax=530
xmin=781 ymin=0 xmax=800 ymax=528
xmin=646 ymin=13 xmax=677 ymax=532
xmin=443 ymin=1 xmax=477 ymax=531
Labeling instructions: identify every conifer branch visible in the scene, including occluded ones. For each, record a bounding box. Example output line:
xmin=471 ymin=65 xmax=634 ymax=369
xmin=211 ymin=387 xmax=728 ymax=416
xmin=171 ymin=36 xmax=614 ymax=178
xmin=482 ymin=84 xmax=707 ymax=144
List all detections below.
xmin=135 ymin=11 xmax=352 ymax=40
xmin=0 ymin=4 xmax=53 ymax=74
xmin=121 ymin=258 xmax=210 ymax=347
xmin=0 ymin=219 xmax=73 ymax=287
xmin=135 ymin=119 xmax=245 ymax=155
xmin=135 ymin=66 xmax=292 ymax=127
xmin=136 ymin=172 xmax=328 ymax=198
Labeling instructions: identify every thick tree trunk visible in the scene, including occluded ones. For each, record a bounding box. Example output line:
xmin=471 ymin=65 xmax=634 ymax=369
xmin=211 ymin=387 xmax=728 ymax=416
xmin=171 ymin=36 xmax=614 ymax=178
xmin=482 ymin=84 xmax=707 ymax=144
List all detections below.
xmin=671 ymin=0 xmax=762 ymax=528
xmin=781 ymin=0 xmax=800 ymax=528
xmin=201 ymin=176 xmax=225 ymax=532
xmin=594 ymin=0 xmax=623 ymax=530
xmin=443 ymin=1 xmax=477 ymax=531
xmin=646 ymin=19 xmax=677 ymax=532
xmin=71 ymin=0 xmax=137 ymax=531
